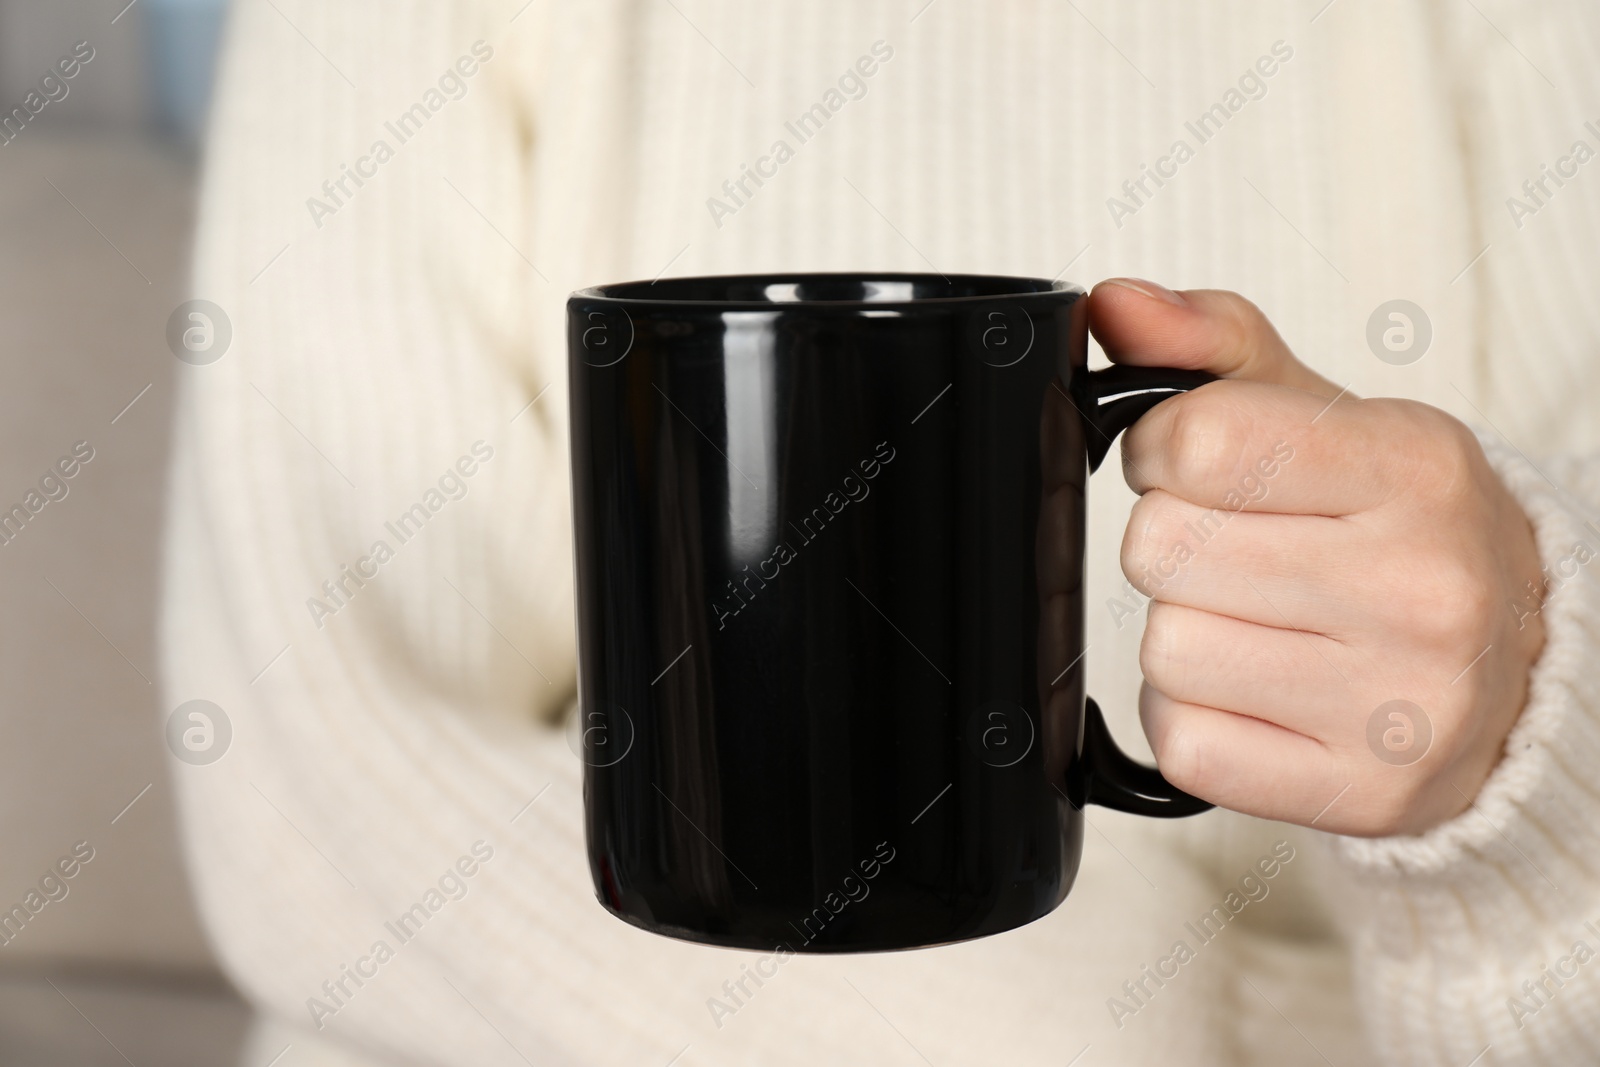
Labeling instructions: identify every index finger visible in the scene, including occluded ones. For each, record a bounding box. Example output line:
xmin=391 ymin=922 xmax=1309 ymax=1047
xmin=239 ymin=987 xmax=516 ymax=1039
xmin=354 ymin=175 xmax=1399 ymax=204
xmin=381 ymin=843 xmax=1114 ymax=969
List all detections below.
xmin=1119 ymin=379 xmax=1397 ymax=516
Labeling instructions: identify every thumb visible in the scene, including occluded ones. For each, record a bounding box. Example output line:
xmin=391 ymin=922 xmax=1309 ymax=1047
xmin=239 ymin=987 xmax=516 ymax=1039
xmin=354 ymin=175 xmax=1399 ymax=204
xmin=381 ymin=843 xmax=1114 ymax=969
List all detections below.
xmin=1087 ymin=278 xmax=1344 ymax=399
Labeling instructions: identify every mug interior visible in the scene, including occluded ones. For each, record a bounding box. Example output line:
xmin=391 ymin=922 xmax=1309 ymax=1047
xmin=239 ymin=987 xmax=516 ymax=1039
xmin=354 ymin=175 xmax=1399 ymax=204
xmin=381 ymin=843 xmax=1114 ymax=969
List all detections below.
xmin=583 ymin=272 xmax=1069 ymax=306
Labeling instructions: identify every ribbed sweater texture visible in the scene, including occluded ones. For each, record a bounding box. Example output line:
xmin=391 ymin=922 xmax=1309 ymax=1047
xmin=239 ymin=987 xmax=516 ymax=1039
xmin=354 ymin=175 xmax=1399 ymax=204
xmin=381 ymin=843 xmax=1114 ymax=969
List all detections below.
xmin=166 ymin=2 xmax=1600 ymax=1064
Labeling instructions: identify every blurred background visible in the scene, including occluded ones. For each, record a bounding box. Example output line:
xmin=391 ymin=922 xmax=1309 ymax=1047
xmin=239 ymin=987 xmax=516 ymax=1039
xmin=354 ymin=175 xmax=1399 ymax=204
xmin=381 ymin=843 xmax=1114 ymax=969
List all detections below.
xmin=0 ymin=0 xmax=251 ymax=1062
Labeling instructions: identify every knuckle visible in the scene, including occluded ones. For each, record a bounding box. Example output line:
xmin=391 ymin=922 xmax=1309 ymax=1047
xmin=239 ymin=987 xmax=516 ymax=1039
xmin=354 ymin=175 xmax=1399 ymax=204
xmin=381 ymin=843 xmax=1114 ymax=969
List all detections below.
xmin=1150 ymin=714 xmax=1207 ymax=798
xmin=1362 ymin=395 xmax=1423 ymax=434
xmin=1375 ymin=400 xmax=1483 ymax=508
xmin=1400 ymin=559 xmax=1496 ymax=645
xmin=1163 ymin=392 xmax=1246 ymax=489
xmin=1121 ymin=491 xmax=1187 ymax=591
xmin=1182 ymin=290 xmax=1273 ymax=374
xmin=1139 ymin=602 xmax=1186 ymax=693
xmin=1438 ymin=569 xmax=1497 ymax=635
xmin=1120 ymin=493 xmax=1156 ymax=577
xmin=1211 ymin=292 xmax=1272 ymax=360
xmin=1420 ymin=431 xmax=1478 ymax=503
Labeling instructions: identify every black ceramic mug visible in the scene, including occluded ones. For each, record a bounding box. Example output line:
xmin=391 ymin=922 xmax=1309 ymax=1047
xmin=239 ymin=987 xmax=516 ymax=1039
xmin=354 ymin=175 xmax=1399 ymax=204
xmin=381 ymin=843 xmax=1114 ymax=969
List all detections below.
xmin=567 ymin=273 xmax=1213 ymax=953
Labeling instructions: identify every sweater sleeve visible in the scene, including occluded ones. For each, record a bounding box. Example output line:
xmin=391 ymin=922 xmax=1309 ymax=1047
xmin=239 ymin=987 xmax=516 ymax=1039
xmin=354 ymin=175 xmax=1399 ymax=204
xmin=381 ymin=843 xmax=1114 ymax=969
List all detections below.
xmin=1330 ymin=431 xmax=1600 ymax=1067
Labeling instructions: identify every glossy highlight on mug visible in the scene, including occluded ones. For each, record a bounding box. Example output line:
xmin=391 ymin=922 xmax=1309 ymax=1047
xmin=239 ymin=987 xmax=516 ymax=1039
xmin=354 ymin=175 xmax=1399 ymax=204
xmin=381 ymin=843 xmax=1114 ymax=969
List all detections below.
xmin=712 ymin=440 xmax=896 ymax=630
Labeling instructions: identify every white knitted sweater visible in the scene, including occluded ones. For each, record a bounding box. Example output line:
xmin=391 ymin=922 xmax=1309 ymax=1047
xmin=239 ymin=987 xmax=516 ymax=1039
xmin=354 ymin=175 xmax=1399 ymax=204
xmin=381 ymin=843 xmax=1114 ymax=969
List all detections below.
xmin=164 ymin=2 xmax=1600 ymax=1064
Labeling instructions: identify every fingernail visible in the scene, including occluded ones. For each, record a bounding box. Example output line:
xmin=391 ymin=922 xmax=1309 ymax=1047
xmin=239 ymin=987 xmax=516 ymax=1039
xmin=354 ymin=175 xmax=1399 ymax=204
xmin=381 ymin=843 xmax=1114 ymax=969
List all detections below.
xmin=1102 ymin=277 xmax=1186 ymax=307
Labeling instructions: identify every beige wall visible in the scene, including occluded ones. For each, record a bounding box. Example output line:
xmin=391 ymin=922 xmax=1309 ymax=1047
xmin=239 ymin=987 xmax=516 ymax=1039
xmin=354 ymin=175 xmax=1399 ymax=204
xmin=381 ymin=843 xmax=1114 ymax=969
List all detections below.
xmin=0 ymin=122 xmax=214 ymax=971
xmin=0 ymin=0 xmax=151 ymax=130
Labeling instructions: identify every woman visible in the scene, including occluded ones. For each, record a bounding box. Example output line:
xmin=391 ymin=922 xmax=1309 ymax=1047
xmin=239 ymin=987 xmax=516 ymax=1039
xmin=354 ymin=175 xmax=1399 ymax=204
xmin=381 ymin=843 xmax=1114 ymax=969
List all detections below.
xmin=164 ymin=1 xmax=1600 ymax=1063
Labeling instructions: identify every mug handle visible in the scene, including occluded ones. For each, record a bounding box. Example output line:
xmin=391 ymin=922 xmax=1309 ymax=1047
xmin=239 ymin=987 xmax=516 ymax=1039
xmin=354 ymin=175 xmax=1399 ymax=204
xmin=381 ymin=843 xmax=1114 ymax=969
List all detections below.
xmin=1074 ymin=363 xmax=1218 ymax=817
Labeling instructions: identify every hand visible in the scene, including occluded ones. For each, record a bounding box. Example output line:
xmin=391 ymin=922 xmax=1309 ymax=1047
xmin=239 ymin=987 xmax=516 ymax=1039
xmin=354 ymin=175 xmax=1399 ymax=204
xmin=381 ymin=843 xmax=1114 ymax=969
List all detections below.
xmin=1088 ymin=278 xmax=1547 ymax=837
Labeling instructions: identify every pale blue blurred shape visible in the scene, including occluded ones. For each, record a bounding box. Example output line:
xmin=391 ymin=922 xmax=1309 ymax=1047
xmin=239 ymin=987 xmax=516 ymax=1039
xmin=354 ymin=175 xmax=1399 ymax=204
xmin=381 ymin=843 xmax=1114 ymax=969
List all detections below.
xmin=143 ymin=0 xmax=229 ymax=144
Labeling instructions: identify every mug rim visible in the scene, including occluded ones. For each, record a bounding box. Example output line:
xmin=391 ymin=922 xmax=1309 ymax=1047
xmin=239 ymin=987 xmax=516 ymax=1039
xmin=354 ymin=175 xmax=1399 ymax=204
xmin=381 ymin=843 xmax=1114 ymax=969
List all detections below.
xmin=571 ymin=271 xmax=1083 ymax=310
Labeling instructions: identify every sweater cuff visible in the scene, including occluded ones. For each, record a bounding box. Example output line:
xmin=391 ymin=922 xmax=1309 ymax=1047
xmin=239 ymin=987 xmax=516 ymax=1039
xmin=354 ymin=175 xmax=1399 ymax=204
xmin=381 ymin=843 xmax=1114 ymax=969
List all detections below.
xmin=1330 ymin=429 xmax=1600 ymax=961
